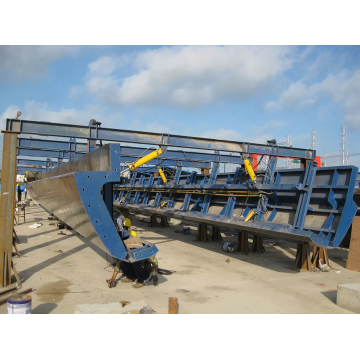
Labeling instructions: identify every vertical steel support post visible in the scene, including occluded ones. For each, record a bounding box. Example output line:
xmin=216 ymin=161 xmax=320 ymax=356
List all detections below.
xmin=201 ymin=163 xmax=219 ymax=214
xmin=0 ymin=131 xmax=20 ymax=287
xmin=58 ymin=151 xmax=64 ymax=166
xmin=87 ymin=126 xmax=97 ymax=152
xmin=69 ymin=137 xmax=76 ymax=160
xmin=257 ymin=155 xmax=277 ymax=221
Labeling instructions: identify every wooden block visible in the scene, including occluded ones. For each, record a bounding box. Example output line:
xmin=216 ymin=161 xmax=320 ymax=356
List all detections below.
xmin=347 ymin=217 xmax=360 ymax=272
xmin=123 ymin=237 xmax=143 ymax=251
xmin=169 ymin=297 xmax=178 ymax=314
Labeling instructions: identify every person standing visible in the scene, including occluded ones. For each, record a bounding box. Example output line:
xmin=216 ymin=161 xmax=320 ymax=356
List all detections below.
xmin=17 ymin=184 xmax=22 ymax=202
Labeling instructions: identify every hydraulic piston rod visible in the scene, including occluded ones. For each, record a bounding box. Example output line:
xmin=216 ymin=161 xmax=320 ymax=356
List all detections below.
xmin=128 ymin=148 xmax=166 ymax=171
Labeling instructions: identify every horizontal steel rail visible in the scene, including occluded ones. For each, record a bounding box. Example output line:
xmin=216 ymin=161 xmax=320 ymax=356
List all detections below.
xmin=17 ymin=137 xmax=245 ymax=165
xmin=8 ymin=118 xmax=316 ymax=159
xmin=17 ymin=147 xmax=212 ymax=169
xmin=17 ymin=158 xmax=55 ymax=167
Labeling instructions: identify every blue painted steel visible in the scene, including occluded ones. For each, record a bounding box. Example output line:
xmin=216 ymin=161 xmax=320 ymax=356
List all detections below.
xmin=293 ymin=161 xmax=317 ymax=230
xmin=10 ymin=118 xmax=359 ymax=251
xmin=201 ymin=163 xmax=219 ymax=214
xmin=114 ymin=164 xmax=359 ymax=248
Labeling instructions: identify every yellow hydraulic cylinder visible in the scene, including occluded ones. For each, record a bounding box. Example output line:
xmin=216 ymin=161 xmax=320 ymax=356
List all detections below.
xmin=244 ymin=159 xmax=256 ymax=183
xmin=158 ymin=167 xmax=167 ymax=184
xmin=128 ymin=148 xmax=166 ymax=171
xmin=244 ymin=210 xmax=255 ymax=222
xmin=159 ymin=201 xmax=168 ymax=208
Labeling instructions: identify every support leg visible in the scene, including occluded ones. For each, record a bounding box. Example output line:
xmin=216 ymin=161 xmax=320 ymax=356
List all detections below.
xmin=160 ymin=216 xmax=169 ymax=227
xmin=294 ymin=243 xmax=312 ymax=271
xmin=251 ymin=234 xmax=264 ymax=254
xmin=311 ymin=246 xmax=330 ymax=269
xmin=150 ymin=214 xmax=158 ymax=227
xmin=211 ymin=227 xmax=223 ymax=242
xmin=236 ymin=231 xmax=249 ymax=254
xmin=0 ymin=130 xmax=20 ymax=287
xmin=196 ymin=224 xmax=208 ymax=242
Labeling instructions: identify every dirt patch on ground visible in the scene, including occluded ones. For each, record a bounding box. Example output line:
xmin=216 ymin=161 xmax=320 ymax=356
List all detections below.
xmin=36 ymin=278 xmax=73 ymax=303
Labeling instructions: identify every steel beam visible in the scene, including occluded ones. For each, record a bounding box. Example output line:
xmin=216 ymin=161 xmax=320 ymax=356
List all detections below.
xmin=8 ymin=119 xmax=316 ymax=159
xmin=16 ymin=147 xmax=212 ymax=168
xmin=0 ymin=131 xmax=20 ymax=287
xmin=17 ymin=158 xmax=56 ymax=167
xmin=17 ymin=137 xmax=243 ymax=165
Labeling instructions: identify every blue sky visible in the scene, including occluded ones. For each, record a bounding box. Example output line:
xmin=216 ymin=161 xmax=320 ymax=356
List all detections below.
xmin=1 ymin=45 xmax=360 ymax=168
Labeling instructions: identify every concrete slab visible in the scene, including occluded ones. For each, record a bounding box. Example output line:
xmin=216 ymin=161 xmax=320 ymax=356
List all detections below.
xmin=337 ymin=283 xmax=360 ymax=313
xmin=2 ymin=201 xmax=360 ymax=313
xmin=75 ymin=300 xmax=148 ymax=314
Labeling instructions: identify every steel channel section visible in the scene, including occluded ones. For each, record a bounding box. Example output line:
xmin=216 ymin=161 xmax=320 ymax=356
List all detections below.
xmin=8 ymin=119 xmax=316 ymax=159
xmin=26 ymin=144 xmax=158 ymax=262
xmin=17 ymin=146 xmax=212 ymax=169
xmin=17 ymin=158 xmax=58 ymax=167
xmin=0 ymin=131 xmax=20 ymax=287
xmin=114 ymin=165 xmax=359 ymax=248
xmin=17 ymin=137 xmax=243 ymax=166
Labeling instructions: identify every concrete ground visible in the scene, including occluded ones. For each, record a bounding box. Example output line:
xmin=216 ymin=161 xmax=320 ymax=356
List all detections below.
xmin=1 ymin=202 xmax=360 ymax=314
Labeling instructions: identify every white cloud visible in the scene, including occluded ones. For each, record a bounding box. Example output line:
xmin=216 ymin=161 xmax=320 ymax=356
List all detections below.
xmin=0 ymin=46 xmax=80 ymax=81
xmin=83 ymin=46 xmax=295 ymax=107
xmin=201 ymin=120 xmax=287 ymax=145
xmin=266 ymin=69 xmax=360 ymax=130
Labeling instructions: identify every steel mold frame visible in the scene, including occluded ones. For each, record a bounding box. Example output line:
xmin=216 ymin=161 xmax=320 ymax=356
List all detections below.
xmin=10 ymin=118 xmax=357 ymax=251
xmin=114 ymin=163 xmax=359 ymax=248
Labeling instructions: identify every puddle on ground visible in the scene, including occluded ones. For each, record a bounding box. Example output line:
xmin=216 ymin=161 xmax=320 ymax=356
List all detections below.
xmin=36 ymin=278 xmax=72 ymax=303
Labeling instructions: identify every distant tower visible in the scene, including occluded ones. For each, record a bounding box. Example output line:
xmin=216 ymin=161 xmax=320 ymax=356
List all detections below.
xmin=341 ymin=124 xmax=348 ymax=165
xmin=311 ymin=130 xmax=316 ymax=150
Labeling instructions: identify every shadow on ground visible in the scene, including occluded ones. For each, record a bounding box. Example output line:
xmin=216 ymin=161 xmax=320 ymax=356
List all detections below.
xmin=321 ymin=290 xmax=337 ymax=305
xmin=32 ymin=303 xmax=58 ymax=314
xmin=130 ymin=215 xmax=351 ymax=275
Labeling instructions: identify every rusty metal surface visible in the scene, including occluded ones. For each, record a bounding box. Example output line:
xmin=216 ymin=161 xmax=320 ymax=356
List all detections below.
xmin=0 ymin=131 xmax=20 ymax=287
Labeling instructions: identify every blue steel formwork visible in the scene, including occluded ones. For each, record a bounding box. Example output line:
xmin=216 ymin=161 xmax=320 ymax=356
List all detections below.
xmin=114 ymin=164 xmax=358 ymax=248
xmin=8 ymin=118 xmax=358 ymax=261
